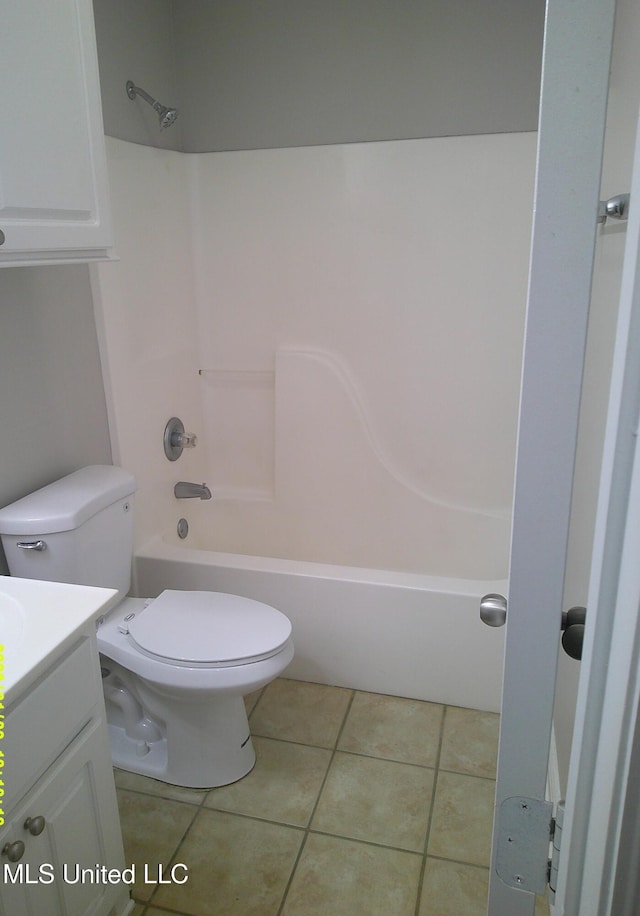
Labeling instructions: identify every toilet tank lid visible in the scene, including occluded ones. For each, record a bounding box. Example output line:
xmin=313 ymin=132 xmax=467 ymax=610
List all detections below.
xmin=0 ymin=466 xmax=137 ymax=535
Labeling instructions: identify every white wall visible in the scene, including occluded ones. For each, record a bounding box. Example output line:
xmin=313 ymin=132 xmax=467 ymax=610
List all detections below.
xmin=91 ymin=0 xmax=539 ymax=578
xmin=91 ymin=139 xmax=206 ymax=549
xmin=94 ymin=131 xmax=535 ymax=577
xmin=189 ymin=133 xmax=535 ymax=575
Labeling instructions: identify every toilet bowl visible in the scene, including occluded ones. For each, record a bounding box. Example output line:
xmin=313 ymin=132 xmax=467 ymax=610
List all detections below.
xmin=97 ymin=592 xmax=293 ymax=787
xmin=0 ymin=465 xmax=295 ymax=788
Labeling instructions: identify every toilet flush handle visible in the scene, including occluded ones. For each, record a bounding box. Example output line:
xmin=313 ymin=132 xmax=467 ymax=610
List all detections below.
xmin=16 ymin=540 xmax=47 ymax=551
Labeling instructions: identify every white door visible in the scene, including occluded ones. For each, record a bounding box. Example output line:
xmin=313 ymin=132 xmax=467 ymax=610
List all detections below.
xmin=553 ymin=103 xmax=640 ymax=913
xmin=487 ymin=0 xmax=618 ymax=912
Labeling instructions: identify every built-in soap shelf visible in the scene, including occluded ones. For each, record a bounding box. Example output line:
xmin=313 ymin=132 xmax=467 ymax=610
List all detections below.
xmin=198 ymin=367 xmax=276 ymax=501
xmin=198 ymin=368 xmax=275 ymax=386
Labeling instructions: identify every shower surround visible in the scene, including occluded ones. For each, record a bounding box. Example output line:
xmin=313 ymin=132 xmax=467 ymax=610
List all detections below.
xmin=92 ymin=133 xmax=536 ymax=706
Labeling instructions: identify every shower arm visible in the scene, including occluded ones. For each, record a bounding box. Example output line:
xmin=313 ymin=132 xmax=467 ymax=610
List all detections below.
xmin=127 ymin=81 xmax=161 ymax=113
xmin=126 ymin=80 xmax=178 ymax=129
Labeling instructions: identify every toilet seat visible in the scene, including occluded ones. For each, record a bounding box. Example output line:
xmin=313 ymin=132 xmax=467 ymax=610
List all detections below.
xmin=125 ymin=589 xmax=292 ymax=668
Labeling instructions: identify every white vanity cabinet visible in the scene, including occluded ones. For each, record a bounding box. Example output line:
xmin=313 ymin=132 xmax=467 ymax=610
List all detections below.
xmin=1 ymin=631 xmax=131 ymax=916
xmin=0 ymin=0 xmax=112 ymax=266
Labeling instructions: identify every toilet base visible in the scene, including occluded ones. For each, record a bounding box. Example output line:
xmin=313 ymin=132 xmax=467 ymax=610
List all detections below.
xmin=108 ymin=718 xmax=257 ymax=788
xmin=102 ymin=662 xmax=259 ymax=787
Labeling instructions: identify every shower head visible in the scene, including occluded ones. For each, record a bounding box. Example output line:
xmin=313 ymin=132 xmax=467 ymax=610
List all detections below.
xmin=126 ymin=80 xmax=178 ymax=130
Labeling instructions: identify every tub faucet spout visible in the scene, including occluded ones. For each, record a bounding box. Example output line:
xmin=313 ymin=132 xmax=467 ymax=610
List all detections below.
xmin=174 ymin=481 xmax=212 ymax=500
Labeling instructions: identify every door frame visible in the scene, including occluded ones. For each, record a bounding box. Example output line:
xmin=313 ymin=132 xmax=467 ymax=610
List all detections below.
xmin=488 ymin=1 xmax=617 ymax=912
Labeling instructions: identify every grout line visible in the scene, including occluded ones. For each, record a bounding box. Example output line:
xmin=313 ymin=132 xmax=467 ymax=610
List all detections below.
xmin=249 ymin=731 xmax=442 ymax=769
xmin=142 ymin=799 xmax=202 ymax=911
xmin=246 ymin=683 xmax=267 ymax=719
xmin=422 ymin=851 xmax=491 ymax=871
xmin=414 ymin=702 xmax=448 ymax=916
xmin=248 ymin=731 xmax=346 ymax=752
xmin=305 ymin=826 xmax=425 ymax=857
xmin=275 ymin=687 xmax=357 ymax=916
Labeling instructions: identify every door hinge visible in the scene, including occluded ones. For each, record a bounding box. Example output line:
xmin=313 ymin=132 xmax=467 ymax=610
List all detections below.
xmin=548 ymin=800 xmax=565 ymax=904
xmin=496 ymin=796 xmax=554 ymax=894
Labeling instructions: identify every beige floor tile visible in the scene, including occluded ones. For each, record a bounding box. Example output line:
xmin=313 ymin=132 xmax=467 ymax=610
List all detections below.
xmin=144 ymin=909 xmax=200 ymax=915
xmin=116 ymin=790 xmax=198 ymax=902
xmin=427 ymin=771 xmax=495 ymax=867
xmin=153 ymin=809 xmax=303 ymax=915
xmin=338 ymin=691 xmax=444 ymax=766
xmin=419 ymin=857 xmax=489 ymax=916
xmin=536 ymin=893 xmax=551 ymax=915
xmin=114 ymin=768 xmax=208 ymax=805
xmin=204 ymin=736 xmax=331 ymax=826
xmin=312 ymin=751 xmax=434 ymax=851
xmin=244 ymin=686 xmax=264 ymax=716
xmin=439 ymin=706 xmax=500 ymax=778
xmin=282 ymin=833 xmax=422 ymax=916
xmin=250 ymin=677 xmax=353 ymax=747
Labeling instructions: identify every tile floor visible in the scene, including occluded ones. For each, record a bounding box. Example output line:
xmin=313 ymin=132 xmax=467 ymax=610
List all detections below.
xmin=115 ymin=678 xmax=550 ymax=915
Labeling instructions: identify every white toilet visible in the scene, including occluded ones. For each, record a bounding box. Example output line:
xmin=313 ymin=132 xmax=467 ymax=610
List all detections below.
xmin=0 ymin=465 xmax=294 ymax=788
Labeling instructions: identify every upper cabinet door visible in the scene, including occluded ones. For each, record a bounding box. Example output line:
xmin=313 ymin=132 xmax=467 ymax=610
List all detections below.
xmin=0 ymin=0 xmax=112 ymax=265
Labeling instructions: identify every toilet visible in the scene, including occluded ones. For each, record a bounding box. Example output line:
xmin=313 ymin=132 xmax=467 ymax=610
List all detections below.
xmin=0 ymin=465 xmax=294 ymax=788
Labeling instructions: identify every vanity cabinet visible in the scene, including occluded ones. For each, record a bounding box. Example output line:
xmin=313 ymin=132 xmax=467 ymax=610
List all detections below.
xmin=0 ymin=635 xmax=130 ymax=916
xmin=0 ymin=0 xmax=112 ymax=266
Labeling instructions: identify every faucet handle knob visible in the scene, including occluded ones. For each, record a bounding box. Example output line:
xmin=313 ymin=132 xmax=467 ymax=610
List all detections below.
xmin=164 ymin=417 xmax=197 ymax=461
xmin=172 ymin=431 xmax=197 ymax=449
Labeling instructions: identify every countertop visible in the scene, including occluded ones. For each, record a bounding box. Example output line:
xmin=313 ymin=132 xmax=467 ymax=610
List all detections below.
xmin=1 ymin=575 xmax=117 ymax=703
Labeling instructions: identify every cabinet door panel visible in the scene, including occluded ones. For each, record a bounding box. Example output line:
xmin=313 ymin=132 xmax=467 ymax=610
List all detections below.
xmin=0 ymin=719 xmax=115 ymax=916
xmin=0 ymin=0 xmax=111 ymax=260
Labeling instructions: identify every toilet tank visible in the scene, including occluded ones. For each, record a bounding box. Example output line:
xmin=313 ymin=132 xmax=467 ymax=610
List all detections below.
xmin=0 ymin=465 xmax=136 ymax=598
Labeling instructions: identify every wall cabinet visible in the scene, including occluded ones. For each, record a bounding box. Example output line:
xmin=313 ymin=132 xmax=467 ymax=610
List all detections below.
xmin=1 ymin=637 xmax=130 ymax=916
xmin=0 ymin=0 xmax=112 ymax=266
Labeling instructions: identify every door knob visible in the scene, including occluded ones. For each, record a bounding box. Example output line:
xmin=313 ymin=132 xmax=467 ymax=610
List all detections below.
xmin=480 ymin=593 xmax=507 ymax=627
xmin=24 ymin=815 xmax=46 ymax=836
xmin=2 ymin=840 xmax=26 ymax=862
xmin=561 ymin=606 xmax=586 ymax=660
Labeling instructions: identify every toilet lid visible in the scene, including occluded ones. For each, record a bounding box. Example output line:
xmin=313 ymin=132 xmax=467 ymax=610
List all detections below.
xmin=127 ymin=590 xmax=292 ymax=666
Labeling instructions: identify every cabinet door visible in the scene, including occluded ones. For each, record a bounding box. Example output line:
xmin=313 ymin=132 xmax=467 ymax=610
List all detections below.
xmin=0 ymin=0 xmax=112 ymax=264
xmin=0 ymin=719 xmax=124 ymax=916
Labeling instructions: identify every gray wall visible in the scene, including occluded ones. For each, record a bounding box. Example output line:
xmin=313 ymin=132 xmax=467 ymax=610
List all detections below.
xmin=93 ymin=0 xmax=183 ymax=152
xmin=0 ymin=265 xmax=112 ymax=574
xmin=95 ymin=0 xmax=544 ymax=152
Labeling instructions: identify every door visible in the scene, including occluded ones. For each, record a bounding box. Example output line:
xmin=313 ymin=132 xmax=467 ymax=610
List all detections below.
xmin=488 ymin=0 xmax=617 ymax=912
xmin=552 ymin=104 xmax=640 ymax=914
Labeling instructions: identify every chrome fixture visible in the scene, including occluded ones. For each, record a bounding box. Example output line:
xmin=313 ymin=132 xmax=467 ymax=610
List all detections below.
xmin=126 ymin=80 xmax=178 ymax=130
xmin=177 ymin=518 xmax=189 ymax=539
xmin=16 ymin=539 xmax=47 ymax=551
xmin=174 ymin=481 xmax=212 ymax=500
xmin=164 ymin=417 xmax=197 ymax=461
xmin=597 ymin=192 xmax=630 ymax=224
xmin=480 ymin=593 xmax=507 ymax=627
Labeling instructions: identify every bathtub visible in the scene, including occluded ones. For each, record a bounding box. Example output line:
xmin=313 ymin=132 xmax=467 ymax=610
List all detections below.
xmin=134 ymin=537 xmax=506 ymax=713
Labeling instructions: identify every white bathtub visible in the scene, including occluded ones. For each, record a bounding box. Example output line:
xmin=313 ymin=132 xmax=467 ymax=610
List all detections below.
xmin=135 ymin=537 xmax=506 ymax=713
